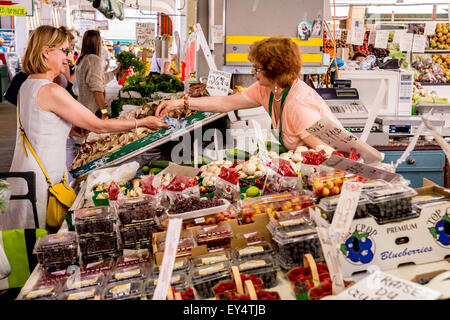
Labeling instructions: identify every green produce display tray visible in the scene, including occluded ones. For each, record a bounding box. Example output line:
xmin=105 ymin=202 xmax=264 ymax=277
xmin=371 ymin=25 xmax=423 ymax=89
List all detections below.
xmin=70 ymin=112 xmax=227 ymax=179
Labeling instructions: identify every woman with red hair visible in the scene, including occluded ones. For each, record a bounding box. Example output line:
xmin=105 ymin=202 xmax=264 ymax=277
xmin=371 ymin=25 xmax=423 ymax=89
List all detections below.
xmin=156 ymin=37 xmax=339 ymax=150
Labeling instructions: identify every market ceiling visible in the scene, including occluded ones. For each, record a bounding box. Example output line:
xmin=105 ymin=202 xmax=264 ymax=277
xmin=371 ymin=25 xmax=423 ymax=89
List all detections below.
xmin=69 ymin=0 xmax=179 ymax=15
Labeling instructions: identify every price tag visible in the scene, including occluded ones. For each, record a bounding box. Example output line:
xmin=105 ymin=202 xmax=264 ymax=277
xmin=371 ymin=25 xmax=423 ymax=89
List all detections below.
xmin=330 ymin=181 xmax=362 ymax=242
xmin=206 ymin=70 xmax=232 ymax=96
xmin=399 ymin=33 xmax=414 ymax=52
xmin=374 ymin=30 xmax=389 ymax=49
xmin=333 ymin=270 xmax=442 ymax=300
xmin=368 ymin=31 xmax=376 ymax=45
xmin=351 ymin=27 xmax=365 ymax=46
xmin=153 ymin=218 xmax=182 ymax=300
xmin=392 ymin=30 xmax=406 ymax=44
xmin=136 ymin=22 xmax=156 ymax=48
xmin=211 ymin=25 xmax=224 ymax=43
xmin=412 ymin=34 xmax=426 ymax=53
xmin=323 ymin=155 xmax=402 ymax=183
xmin=424 ymin=22 xmax=437 ymax=36
xmin=310 ymin=207 xmax=346 ymax=295
xmin=305 ymin=116 xmax=383 ymax=164
xmin=345 ymin=30 xmax=352 ymax=44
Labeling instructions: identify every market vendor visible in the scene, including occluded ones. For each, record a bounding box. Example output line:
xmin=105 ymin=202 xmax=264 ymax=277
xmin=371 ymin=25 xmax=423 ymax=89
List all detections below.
xmin=156 ymin=36 xmax=340 ymax=150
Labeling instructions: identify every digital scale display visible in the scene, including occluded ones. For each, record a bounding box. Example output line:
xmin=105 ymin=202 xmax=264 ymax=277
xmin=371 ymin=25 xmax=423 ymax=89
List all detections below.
xmin=336 ymin=89 xmax=358 ymax=97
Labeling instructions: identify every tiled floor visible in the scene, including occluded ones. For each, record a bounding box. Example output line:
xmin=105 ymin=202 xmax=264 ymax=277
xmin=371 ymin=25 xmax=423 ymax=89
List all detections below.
xmin=0 ymin=102 xmax=16 ymax=172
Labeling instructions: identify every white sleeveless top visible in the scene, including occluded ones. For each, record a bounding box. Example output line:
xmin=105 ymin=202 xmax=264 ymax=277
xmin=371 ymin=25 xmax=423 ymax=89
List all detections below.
xmin=0 ymin=79 xmax=72 ymax=230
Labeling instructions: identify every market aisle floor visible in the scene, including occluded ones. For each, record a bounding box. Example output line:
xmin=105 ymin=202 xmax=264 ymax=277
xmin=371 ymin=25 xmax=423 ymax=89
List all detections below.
xmin=0 ymin=102 xmax=16 ymax=172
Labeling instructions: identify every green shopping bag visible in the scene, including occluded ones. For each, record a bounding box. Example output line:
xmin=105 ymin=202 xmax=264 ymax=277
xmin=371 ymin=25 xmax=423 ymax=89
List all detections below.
xmin=0 ymin=229 xmax=47 ymax=290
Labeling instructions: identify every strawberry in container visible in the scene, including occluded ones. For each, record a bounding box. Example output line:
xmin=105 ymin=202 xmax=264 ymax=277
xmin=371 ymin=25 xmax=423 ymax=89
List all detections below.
xmin=265 ymin=158 xmax=299 ymax=193
xmin=164 ymin=176 xmax=200 ymax=204
xmin=213 ymin=273 xmax=264 ymax=300
xmin=286 ymin=254 xmax=329 ymax=300
xmin=308 ymin=279 xmax=355 ymax=300
xmin=215 ymin=167 xmax=241 ymax=203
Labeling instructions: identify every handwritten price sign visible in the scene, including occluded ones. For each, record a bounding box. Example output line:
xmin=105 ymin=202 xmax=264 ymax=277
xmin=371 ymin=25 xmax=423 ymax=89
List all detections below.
xmin=136 ymin=22 xmax=156 ymax=48
xmin=330 ymin=181 xmax=362 ymax=242
xmin=206 ymin=70 xmax=232 ymax=96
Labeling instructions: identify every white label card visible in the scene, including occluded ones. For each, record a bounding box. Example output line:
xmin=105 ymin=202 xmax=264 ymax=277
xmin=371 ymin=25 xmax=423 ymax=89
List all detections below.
xmin=351 ymin=27 xmax=365 ymax=46
xmin=392 ymin=30 xmax=406 ymax=44
xmin=424 ymin=22 xmax=437 ymax=36
xmin=330 ymin=181 xmax=362 ymax=242
xmin=206 ymin=70 xmax=232 ymax=96
xmin=400 ymin=33 xmax=414 ymax=52
xmin=211 ymin=25 xmax=224 ymax=43
xmin=412 ymin=34 xmax=426 ymax=53
xmin=323 ymin=155 xmax=402 ymax=182
xmin=346 ymin=30 xmax=352 ymax=44
xmin=153 ymin=218 xmax=182 ymax=300
xmin=305 ymin=116 xmax=383 ymax=164
xmin=368 ymin=31 xmax=376 ymax=45
xmin=333 ymin=270 xmax=442 ymax=300
xmin=136 ymin=22 xmax=156 ymax=48
xmin=375 ymin=30 xmax=389 ymax=49
xmin=310 ymin=207 xmax=346 ymax=295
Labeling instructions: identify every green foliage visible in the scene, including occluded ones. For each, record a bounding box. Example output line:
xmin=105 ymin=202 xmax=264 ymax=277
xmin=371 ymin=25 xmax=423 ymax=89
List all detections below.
xmin=120 ymin=73 xmax=184 ymax=98
xmin=116 ymin=51 xmax=145 ymax=74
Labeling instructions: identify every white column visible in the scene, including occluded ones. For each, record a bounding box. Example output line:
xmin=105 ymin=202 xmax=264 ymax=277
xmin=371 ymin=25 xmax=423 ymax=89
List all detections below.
xmin=14 ymin=16 xmax=28 ymax=59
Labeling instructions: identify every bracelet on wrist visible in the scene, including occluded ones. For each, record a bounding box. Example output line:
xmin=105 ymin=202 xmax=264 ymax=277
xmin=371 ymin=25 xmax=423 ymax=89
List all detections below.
xmin=183 ymin=95 xmax=190 ymax=111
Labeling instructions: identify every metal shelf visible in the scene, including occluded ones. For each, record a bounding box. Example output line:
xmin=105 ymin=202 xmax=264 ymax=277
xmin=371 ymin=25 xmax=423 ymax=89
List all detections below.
xmin=418 ymin=82 xmax=450 ymax=86
xmin=71 ymin=112 xmax=228 ymax=179
xmin=413 ymin=50 xmax=450 ymax=54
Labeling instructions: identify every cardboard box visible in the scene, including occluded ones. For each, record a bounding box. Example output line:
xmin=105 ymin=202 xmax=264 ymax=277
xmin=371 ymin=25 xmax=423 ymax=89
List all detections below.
xmin=334 ymin=186 xmax=450 ymax=278
xmin=153 ymin=214 xmax=272 ymax=265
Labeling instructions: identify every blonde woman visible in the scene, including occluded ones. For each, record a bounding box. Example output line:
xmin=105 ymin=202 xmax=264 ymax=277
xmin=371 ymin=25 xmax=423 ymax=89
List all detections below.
xmin=0 ymin=26 xmax=168 ymax=230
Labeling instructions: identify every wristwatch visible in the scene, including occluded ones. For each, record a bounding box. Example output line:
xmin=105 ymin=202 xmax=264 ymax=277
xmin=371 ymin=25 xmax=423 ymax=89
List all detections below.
xmin=100 ymin=108 xmax=108 ymax=115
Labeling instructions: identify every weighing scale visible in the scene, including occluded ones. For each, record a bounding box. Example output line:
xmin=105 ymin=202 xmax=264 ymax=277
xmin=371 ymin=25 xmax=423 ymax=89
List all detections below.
xmin=316 ymin=87 xmax=389 ymax=145
xmin=375 ymin=116 xmax=445 ymax=136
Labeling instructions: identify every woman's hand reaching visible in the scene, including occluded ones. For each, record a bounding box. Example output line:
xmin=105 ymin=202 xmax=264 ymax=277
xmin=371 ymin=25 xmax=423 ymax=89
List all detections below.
xmin=155 ymin=99 xmax=184 ymax=118
xmin=140 ymin=116 xmax=170 ymax=130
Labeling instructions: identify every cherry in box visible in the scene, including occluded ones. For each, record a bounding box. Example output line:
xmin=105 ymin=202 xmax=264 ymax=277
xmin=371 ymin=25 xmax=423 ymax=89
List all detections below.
xmin=62 ymin=272 xmax=105 ymax=292
xmin=153 ymin=258 xmax=189 ymax=276
xmin=318 ymin=193 xmax=370 ymax=223
xmin=107 ymin=263 xmax=148 ymax=283
xmin=102 ymin=279 xmax=144 ymax=300
xmin=191 ymin=252 xmax=230 ymax=269
xmin=155 ymin=229 xmax=196 ymax=259
xmin=22 ymin=283 xmax=60 ymax=300
xmin=33 ymin=232 xmax=78 ymax=270
xmin=115 ymin=197 xmax=163 ymax=225
xmin=119 ymin=220 xmax=158 ymax=245
xmin=145 ymin=273 xmax=189 ymax=299
xmin=232 ymin=242 xmax=274 ymax=262
xmin=191 ymin=261 xmax=231 ymax=299
xmin=59 ymin=286 xmax=102 ymax=300
xmin=193 ymin=222 xmax=233 ymax=252
xmin=74 ymin=206 xmax=115 ymax=236
xmin=237 ymin=256 xmax=279 ymax=289
xmin=80 ymin=257 xmax=115 ymax=275
xmin=267 ymin=208 xmax=316 ymax=234
xmin=78 ymin=232 xmax=118 ymax=256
